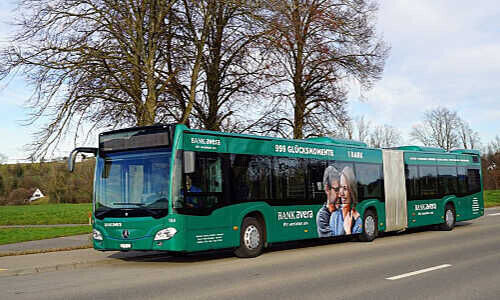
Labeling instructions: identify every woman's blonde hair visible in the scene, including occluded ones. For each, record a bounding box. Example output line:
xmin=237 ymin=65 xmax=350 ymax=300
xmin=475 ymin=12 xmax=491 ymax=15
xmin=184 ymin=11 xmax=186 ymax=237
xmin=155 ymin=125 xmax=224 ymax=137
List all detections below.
xmin=341 ymin=166 xmax=358 ymax=208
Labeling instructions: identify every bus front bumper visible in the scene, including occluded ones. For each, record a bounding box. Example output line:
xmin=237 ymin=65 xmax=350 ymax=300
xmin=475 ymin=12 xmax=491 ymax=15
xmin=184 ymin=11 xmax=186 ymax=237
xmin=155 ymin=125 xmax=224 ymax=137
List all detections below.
xmin=93 ymin=235 xmax=182 ymax=252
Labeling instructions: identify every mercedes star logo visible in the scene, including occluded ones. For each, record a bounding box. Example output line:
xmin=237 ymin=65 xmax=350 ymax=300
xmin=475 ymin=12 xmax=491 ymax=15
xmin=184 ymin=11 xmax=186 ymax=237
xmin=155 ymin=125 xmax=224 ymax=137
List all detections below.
xmin=122 ymin=229 xmax=129 ymax=239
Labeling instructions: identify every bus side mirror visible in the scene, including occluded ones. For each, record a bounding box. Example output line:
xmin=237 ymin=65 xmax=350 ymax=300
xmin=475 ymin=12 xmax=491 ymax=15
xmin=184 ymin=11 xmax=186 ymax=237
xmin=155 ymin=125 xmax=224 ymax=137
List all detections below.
xmin=68 ymin=147 xmax=97 ymax=172
xmin=184 ymin=151 xmax=195 ymax=174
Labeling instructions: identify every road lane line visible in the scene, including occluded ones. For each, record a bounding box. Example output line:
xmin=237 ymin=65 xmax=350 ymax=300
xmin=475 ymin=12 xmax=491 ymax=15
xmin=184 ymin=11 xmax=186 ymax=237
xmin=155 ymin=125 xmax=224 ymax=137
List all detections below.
xmin=488 ymin=213 xmax=500 ymax=216
xmin=0 ymin=268 xmax=8 ymax=271
xmin=386 ymin=264 xmax=452 ymax=280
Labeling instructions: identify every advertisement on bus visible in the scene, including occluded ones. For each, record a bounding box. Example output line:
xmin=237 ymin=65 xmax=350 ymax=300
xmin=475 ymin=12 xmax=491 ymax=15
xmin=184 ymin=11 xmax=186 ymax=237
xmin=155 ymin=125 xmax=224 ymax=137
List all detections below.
xmin=316 ymin=165 xmax=363 ymax=237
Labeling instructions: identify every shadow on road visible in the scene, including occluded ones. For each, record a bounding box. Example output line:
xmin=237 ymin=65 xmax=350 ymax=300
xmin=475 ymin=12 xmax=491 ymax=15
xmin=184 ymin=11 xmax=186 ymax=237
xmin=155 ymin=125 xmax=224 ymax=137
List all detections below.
xmin=107 ymin=222 xmax=474 ymax=263
xmin=108 ymin=235 xmax=352 ymax=263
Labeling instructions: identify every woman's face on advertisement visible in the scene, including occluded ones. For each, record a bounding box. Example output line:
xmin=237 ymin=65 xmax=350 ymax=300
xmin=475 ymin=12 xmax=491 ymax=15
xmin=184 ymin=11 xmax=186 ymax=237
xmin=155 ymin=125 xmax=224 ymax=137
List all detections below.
xmin=340 ymin=174 xmax=351 ymax=204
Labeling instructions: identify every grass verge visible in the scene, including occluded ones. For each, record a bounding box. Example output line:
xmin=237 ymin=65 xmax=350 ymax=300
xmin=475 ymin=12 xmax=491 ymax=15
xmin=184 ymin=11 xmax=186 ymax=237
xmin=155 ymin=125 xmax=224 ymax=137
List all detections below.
xmin=0 ymin=226 xmax=91 ymax=245
xmin=485 ymin=190 xmax=500 ymax=208
xmin=0 ymin=203 xmax=91 ymax=225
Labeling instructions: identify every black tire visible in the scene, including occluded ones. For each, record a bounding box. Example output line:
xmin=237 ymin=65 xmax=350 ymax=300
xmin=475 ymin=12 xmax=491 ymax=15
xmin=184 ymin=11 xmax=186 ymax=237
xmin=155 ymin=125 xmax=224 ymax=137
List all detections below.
xmin=439 ymin=204 xmax=455 ymax=231
xmin=234 ymin=217 xmax=264 ymax=258
xmin=358 ymin=209 xmax=378 ymax=242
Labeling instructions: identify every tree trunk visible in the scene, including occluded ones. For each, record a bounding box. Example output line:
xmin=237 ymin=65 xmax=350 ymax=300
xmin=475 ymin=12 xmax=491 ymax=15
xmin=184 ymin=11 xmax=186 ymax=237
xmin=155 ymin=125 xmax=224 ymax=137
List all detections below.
xmin=293 ymin=91 xmax=306 ymax=139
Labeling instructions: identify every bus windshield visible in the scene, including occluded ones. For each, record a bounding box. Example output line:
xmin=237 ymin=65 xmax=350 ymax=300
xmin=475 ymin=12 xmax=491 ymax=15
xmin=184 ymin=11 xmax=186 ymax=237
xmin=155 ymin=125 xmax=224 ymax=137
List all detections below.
xmin=95 ymin=149 xmax=171 ymax=215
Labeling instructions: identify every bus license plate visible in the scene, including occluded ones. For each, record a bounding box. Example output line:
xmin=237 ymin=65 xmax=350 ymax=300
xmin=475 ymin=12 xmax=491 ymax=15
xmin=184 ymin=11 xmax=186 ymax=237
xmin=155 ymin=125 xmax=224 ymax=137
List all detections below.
xmin=120 ymin=243 xmax=131 ymax=249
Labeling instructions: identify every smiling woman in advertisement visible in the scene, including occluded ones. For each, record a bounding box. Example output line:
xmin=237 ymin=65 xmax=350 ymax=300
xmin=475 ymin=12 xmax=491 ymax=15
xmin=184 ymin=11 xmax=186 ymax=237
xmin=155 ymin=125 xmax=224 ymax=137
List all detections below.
xmin=329 ymin=166 xmax=362 ymax=236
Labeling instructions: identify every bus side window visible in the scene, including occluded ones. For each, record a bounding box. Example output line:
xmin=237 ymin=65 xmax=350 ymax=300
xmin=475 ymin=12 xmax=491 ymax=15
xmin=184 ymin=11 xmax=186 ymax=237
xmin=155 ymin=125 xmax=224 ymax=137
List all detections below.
xmin=438 ymin=166 xmax=458 ymax=196
xmin=457 ymin=167 xmax=468 ymax=195
xmin=419 ymin=165 xmax=438 ymax=199
xmin=308 ymin=159 xmax=327 ymax=203
xmin=230 ymin=154 xmax=251 ymax=202
xmin=406 ymin=165 xmax=419 ymax=200
xmin=230 ymin=154 xmax=272 ymax=203
xmin=355 ymin=162 xmax=383 ymax=201
xmin=467 ymin=168 xmax=481 ymax=194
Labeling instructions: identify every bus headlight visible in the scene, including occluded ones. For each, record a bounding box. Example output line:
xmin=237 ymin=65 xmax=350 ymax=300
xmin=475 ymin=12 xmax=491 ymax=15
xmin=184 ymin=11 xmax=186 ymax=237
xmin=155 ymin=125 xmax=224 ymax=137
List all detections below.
xmin=92 ymin=229 xmax=103 ymax=241
xmin=154 ymin=228 xmax=177 ymax=241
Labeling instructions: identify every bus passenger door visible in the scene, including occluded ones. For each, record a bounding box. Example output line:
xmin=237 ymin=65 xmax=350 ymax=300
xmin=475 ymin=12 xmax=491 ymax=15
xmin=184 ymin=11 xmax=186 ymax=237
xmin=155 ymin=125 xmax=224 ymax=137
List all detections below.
xmin=183 ymin=152 xmax=233 ymax=251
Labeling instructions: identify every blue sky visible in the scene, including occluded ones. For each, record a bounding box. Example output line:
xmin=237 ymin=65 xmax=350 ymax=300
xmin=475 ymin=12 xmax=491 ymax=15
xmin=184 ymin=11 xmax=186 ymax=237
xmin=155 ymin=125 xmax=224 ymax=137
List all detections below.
xmin=1 ymin=0 xmax=499 ymax=161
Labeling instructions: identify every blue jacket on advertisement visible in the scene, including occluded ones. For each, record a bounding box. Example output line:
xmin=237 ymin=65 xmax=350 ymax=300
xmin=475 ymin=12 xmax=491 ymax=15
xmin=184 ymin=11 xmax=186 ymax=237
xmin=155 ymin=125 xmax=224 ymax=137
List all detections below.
xmin=329 ymin=209 xmax=362 ymax=236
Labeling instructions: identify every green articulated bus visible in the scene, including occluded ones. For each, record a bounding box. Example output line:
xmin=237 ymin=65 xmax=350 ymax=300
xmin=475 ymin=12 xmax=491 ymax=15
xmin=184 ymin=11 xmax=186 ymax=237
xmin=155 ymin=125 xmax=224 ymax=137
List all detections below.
xmin=68 ymin=124 xmax=484 ymax=257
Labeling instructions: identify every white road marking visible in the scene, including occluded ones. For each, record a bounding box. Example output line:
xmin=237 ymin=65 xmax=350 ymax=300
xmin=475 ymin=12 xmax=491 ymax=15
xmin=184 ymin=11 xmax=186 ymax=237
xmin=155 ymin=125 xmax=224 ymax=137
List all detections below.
xmin=488 ymin=213 xmax=500 ymax=216
xmin=386 ymin=264 xmax=452 ymax=280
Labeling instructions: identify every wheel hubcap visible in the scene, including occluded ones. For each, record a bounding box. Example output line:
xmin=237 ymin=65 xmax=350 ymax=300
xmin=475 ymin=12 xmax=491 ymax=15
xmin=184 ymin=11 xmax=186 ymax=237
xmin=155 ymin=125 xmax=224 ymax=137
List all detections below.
xmin=446 ymin=209 xmax=454 ymax=227
xmin=244 ymin=225 xmax=260 ymax=250
xmin=365 ymin=216 xmax=375 ymax=236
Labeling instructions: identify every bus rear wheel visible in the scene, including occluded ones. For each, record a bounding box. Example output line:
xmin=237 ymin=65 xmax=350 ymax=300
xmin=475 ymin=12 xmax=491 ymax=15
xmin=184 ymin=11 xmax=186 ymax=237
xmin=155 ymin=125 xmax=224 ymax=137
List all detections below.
xmin=358 ymin=209 xmax=378 ymax=242
xmin=234 ymin=217 xmax=264 ymax=258
xmin=439 ymin=204 xmax=455 ymax=231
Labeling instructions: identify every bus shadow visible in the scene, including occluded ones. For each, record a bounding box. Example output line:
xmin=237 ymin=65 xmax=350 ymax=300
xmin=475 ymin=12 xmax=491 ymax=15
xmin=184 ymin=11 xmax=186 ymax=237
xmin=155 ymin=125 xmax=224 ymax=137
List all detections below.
xmin=109 ymin=249 xmax=235 ymax=263
xmin=109 ymin=222 xmax=474 ymax=263
xmin=265 ymin=236 xmax=352 ymax=254
xmin=108 ymin=236 xmax=353 ymax=263
xmin=380 ymin=221 xmax=473 ymax=237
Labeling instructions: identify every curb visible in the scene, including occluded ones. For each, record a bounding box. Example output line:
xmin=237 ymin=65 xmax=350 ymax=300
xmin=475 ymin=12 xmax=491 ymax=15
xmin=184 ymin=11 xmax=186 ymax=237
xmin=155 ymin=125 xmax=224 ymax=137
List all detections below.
xmin=0 ymin=258 xmax=121 ymax=277
xmin=0 ymin=250 xmax=166 ymax=277
xmin=0 ymin=244 xmax=92 ymax=258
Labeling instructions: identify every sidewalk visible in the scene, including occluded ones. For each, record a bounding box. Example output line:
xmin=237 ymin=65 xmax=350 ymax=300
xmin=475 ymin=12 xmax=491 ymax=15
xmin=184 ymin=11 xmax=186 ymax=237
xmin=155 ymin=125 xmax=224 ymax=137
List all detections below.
xmin=0 ymin=248 xmax=164 ymax=277
xmin=0 ymin=234 xmax=92 ymax=255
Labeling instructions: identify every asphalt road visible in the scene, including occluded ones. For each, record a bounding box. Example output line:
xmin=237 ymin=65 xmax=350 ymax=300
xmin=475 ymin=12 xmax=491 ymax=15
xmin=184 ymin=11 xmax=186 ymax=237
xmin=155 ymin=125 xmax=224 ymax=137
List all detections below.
xmin=1 ymin=210 xmax=500 ymax=300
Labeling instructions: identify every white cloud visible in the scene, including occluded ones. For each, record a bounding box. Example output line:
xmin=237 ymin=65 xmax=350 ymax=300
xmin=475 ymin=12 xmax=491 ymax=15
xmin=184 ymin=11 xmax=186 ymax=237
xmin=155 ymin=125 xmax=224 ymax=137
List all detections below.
xmin=348 ymin=0 xmax=500 ymax=146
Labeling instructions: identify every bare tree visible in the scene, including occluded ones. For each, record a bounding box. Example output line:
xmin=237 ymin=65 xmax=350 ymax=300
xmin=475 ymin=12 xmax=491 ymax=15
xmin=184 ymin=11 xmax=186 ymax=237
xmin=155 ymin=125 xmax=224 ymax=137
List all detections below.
xmin=176 ymin=0 xmax=217 ymax=124
xmin=355 ymin=116 xmax=371 ymax=144
xmin=188 ymin=1 xmax=266 ymax=131
xmin=254 ymin=0 xmax=389 ymax=139
xmin=487 ymin=135 xmax=500 ymax=154
xmin=334 ymin=119 xmax=354 ymax=139
xmin=410 ymin=107 xmax=460 ymax=151
xmin=333 ymin=115 xmax=371 ymax=143
xmin=484 ymin=135 xmax=500 ymax=170
xmin=369 ymin=124 xmax=402 ymax=148
xmin=0 ymin=0 xmax=183 ymax=159
xmin=482 ymin=136 xmax=500 ymax=189
xmin=458 ymin=119 xmax=481 ymax=150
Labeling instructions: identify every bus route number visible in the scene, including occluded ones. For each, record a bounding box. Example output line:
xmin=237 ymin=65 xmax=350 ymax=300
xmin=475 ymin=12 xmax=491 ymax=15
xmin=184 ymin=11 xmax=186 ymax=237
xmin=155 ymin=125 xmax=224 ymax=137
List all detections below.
xmin=275 ymin=145 xmax=287 ymax=153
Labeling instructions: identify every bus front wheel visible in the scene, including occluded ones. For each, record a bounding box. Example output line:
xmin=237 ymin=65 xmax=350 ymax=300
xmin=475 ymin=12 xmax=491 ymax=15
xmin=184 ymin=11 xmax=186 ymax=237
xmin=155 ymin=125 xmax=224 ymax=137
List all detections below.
xmin=439 ymin=204 xmax=456 ymax=231
xmin=358 ymin=209 xmax=378 ymax=242
xmin=234 ymin=217 xmax=264 ymax=258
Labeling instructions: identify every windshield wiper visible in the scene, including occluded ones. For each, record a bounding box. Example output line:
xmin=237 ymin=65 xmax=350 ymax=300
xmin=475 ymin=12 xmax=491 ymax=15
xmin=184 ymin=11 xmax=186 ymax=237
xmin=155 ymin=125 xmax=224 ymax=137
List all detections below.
xmin=95 ymin=208 xmax=114 ymax=219
xmin=112 ymin=203 xmax=161 ymax=217
xmin=145 ymin=198 xmax=169 ymax=208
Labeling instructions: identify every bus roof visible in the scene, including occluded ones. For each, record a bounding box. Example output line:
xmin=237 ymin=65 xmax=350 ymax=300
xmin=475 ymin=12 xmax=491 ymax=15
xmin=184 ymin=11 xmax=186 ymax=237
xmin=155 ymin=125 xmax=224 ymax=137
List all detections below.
xmin=393 ymin=145 xmax=480 ymax=156
xmin=393 ymin=146 xmax=447 ymax=153
xmin=450 ymin=149 xmax=481 ymax=156
xmin=304 ymin=137 xmax=368 ymax=147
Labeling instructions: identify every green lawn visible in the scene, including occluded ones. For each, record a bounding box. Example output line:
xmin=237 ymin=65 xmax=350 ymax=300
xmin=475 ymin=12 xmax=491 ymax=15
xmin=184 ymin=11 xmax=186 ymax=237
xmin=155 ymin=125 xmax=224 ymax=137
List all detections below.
xmin=484 ymin=190 xmax=500 ymax=208
xmin=0 ymin=226 xmax=91 ymax=245
xmin=0 ymin=203 xmax=92 ymax=225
